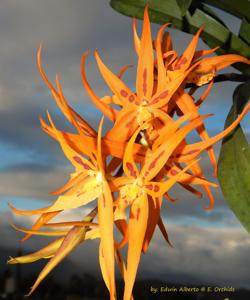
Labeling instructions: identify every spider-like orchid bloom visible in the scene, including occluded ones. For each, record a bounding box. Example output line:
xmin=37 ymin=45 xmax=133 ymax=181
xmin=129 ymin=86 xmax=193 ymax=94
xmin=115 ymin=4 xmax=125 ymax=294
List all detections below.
xmin=10 ymin=118 xmax=117 ymax=299
xmin=110 ymin=115 xmax=213 ymax=300
xmin=132 ymin=9 xmax=250 ymax=177
xmin=81 ymin=8 xmax=206 ymax=145
xmin=8 ymin=5 xmax=250 ymax=300
xmin=79 ymin=8 xmax=220 ymax=210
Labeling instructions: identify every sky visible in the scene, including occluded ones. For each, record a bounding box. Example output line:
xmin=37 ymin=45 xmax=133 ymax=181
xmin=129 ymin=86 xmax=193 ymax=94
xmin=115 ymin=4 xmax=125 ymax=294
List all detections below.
xmin=0 ymin=0 xmax=250 ymax=292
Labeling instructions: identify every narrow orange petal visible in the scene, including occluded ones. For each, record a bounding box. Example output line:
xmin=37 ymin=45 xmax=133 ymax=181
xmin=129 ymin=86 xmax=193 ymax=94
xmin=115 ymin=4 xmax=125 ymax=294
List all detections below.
xmin=80 ymin=51 xmax=118 ymax=122
xmin=172 ymin=103 xmax=250 ymax=163
xmin=193 ymin=47 xmax=219 ymax=61
xmin=98 ymin=180 xmax=116 ymax=300
xmin=50 ymin=172 xmax=87 ymax=195
xmin=133 ymin=17 xmax=141 ymax=56
xmin=173 ymin=27 xmax=203 ymax=71
xmin=97 ymin=116 xmax=105 ymax=172
xmin=161 ymin=31 xmax=173 ymax=52
xmin=123 ymin=126 xmax=141 ymax=179
xmin=55 ymin=75 xmax=96 ymax=137
xmin=118 ymin=64 xmax=133 ymax=79
xmin=11 ymin=224 xmax=68 ymax=236
xmin=43 ymin=221 xmax=98 ymax=228
xmin=124 ymin=193 xmax=148 ymax=300
xmin=141 ymin=115 xmax=210 ymax=181
xmin=9 ymin=204 xmax=53 ymax=216
xmin=152 ymin=113 xmax=192 ymax=150
xmin=174 ymin=90 xmax=217 ymax=175
xmin=155 ymin=23 xmax=170 ymax=92
xmin=21 ymin=211 xmax=59 ymax=242
xmin=136 ymin=6 xmax=154 ymax=101
xmin=47 ymin=111 xmax=95 ymax=172
xmin=27 ymin=226 xmax=86 ymax=296
xmin=195 ymin=79 xmax=214 ymax=107
xmin=105 ymin=107 xmax=138 ymax=142
xmin=8 ymin=237 xmax=64 ymax=264
xmin=142 ymin=196 xmax=161 ymax=253
xmin=158 ymin=216 xmax=172 ymax=247
xmin=165 ymin=164 xmax=217 ymax=187
xmin=194 ymin=54 xmax=250 ymax=73
xmin=95 ymin=50 xmax=138 ymax=107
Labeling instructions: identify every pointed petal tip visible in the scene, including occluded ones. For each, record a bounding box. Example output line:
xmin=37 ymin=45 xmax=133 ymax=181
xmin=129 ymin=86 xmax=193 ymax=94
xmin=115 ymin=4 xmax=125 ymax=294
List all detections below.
xmin=21 ymin=235 xmax=30 ymax=242
xmin=203 ymin=203 xmax=214 ymax=211
xmin=38 ymin=42 xmax=43 ymax=53
xmin=143 ymin=3 xmax=150 ymax=20
xmin=81 ymin=50 xmax=91 ymax=63
xmin=55 ymin=73 xmax=60 ymax=84
xmin=198 ymin=25 xmax=205 ymax=32
xmin=25 ymin=288 xmax=33 ymax=298
xmin=7 ymin=256 xmax=15 ymax=264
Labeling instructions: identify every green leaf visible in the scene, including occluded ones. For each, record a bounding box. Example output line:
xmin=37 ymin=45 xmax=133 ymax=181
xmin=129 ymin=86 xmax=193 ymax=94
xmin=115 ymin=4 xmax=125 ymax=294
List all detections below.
xmin=176 ymin=0 xmax=193 ymax=16
xmin=185 ymin=8 xmax=230 ymax=42
xmin=110 ymin=0 xmax=250 ymax=74
xmin=218 ymin=80 xmax=250 ymax=233
xmin=201 ymin=4 xmax=227 ymax=27
xmin=240 ymin=18 xmax=250 ymax=45
xmin=202 ymin=0 xmax=250 ymax=22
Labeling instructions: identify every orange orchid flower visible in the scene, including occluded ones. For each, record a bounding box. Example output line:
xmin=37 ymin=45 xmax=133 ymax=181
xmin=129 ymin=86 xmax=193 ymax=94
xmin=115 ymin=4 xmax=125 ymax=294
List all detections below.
xmin=81 ymin=8 xmax=205 ymax=145
xmin=133 ymin=13 xmax=250 ymax=176
xmin=8 ymin=5 xmax=250 ymax=300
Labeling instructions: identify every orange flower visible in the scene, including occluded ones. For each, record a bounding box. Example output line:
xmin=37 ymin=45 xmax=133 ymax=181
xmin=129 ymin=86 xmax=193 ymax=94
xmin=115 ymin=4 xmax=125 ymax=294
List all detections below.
xmin=8 ymin=5 xmax=250 ymax=300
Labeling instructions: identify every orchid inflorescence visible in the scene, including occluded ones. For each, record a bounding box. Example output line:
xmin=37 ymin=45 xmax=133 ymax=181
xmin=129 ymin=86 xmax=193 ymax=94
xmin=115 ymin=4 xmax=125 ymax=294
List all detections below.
xmin=8 ymin=6 xmax=250 ymax=300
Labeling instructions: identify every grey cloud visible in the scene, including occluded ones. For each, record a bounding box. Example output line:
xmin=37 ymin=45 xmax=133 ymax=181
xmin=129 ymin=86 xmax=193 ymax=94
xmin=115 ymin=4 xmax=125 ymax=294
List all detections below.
xmin=139 ymin=225 xmax=250 ymax=288
xmin=1 ymin=211 xmax=249 ymax=289
xmin=0 ymin=165 xmax=71 ymax=200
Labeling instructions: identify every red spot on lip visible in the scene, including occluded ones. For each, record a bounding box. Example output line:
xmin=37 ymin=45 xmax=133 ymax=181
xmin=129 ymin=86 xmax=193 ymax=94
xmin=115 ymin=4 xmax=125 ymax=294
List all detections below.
xmin=143 ymin=68 xmax=147 ymax=96
xmin=128 ymin=95 xmax=135 ymax=102
xmin=126 ymin=162 xmax=137 ymax=178
xmin=170 ymin=169 xmax=178 ymax=176
xmin=136 ymin=208 xmax=141 ymax=221
xmin=148 ymin=150 xmax=165 ymax=171
xmin=174 ymin=56 xmax=187 ymax=70
xmin=77 ymin=191 xmax=86 ymax=197
xmin=175 ymin=149 xmax=199 ymax=158
xmin=146 ymin=184 xmax=153 ymax=190
xmin=154 ymin=185 xmax=159 ymax=192
xmin=181 ymin=57 xmax=187 ymax=64
xmin=151 ymin=90 xmax=169 ymax=104
xmin=120 ymin=89 xmax=128 ymax=97
xmin=73 ymin=156 xmax=91 ymax=170
xmin=103 ymin=195 xmax=106 ymax=208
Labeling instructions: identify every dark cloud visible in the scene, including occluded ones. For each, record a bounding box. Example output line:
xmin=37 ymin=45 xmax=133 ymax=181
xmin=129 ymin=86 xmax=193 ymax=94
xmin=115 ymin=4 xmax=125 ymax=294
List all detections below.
xmin=139 ymin=225 xmax=250 ymax=288
xmin=0 ymin=165 xmax=70 ymax=200
xmin=1 ymin=211 xmax=249 ymax=289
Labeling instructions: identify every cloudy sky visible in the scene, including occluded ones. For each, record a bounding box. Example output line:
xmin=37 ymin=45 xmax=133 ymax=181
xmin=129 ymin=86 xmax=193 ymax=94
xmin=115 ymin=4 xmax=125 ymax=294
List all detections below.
xmin=0 ymin=0 xmax=250 ymax=292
